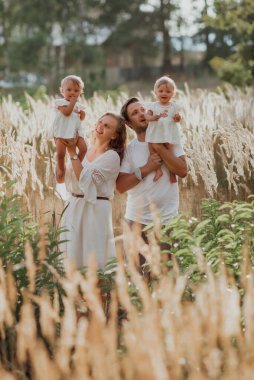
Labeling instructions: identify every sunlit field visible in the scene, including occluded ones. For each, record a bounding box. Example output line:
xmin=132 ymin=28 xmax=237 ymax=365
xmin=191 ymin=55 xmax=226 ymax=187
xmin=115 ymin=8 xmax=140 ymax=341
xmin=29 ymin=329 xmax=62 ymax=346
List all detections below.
xmin=0 ymin=85 xmax=254 ymax=379
xmin=1 ymin=85 xmax=254 ymax=226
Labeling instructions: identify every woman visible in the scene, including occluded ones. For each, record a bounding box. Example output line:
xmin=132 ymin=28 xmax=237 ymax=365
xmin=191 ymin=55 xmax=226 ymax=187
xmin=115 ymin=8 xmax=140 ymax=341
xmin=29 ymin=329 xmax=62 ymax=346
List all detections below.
xmin=60 ymin=112 xmax=126 ymax=268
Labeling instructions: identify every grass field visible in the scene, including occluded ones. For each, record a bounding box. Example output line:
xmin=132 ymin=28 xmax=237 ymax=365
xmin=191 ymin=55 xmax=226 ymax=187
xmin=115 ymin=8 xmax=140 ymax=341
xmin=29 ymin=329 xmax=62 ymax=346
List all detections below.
xmin=0 ymin=85 xmax=254 ymax=379
xmin=1 ymin=85 xmax=253 ymax=225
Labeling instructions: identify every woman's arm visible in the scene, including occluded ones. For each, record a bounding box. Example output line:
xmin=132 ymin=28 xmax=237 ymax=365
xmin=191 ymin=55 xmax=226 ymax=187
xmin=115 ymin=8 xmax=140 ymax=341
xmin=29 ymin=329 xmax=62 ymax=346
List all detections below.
xmin=67 ymin=145 xmax=83 ymax=180
xmin=152 ymin=144 xmax=187 ymax=178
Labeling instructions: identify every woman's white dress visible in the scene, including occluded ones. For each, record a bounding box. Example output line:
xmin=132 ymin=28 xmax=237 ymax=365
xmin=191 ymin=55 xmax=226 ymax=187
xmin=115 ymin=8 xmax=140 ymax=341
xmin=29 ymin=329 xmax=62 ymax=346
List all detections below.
xmin=52 ymin=99 xmax=85 ymax=139
xmin=60 ymin=150 xmax=120 ymax=268
xmin=145 ymin=101 xmax=182 ymax=144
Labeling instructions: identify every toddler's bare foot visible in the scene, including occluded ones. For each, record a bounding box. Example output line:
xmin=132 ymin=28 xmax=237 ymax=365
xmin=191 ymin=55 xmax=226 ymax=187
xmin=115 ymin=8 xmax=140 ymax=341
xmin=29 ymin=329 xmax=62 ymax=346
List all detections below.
xmin=56 ymin=166 xmax=65 ymax=183
xmin=153 ymin=168 xmax=163 ymax=182
xmin=169 ymin=172 xmax=177 ymax=183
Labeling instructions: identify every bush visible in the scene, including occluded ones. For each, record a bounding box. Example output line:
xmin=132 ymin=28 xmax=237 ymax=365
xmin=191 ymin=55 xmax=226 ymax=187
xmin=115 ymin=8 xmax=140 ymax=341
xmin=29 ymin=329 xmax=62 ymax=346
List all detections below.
xmin=161 ymin=197 xmax=254 ymax=284
xmin=0 ymin=182 xmax=65 ymax=316
xmin=210 ymin=55 xmax=253 ymax=86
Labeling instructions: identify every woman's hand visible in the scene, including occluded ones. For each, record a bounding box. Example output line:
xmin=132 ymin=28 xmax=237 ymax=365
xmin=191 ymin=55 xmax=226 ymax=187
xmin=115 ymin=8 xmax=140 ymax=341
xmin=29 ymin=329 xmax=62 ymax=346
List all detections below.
xmin=67 ymin=144 xmax=77 ymax=157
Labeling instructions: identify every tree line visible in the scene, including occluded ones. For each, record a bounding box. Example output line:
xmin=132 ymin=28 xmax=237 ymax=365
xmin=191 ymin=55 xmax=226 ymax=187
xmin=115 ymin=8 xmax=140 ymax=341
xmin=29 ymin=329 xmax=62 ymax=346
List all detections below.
xmin=0 ymin=0 xmax=253 ymax=92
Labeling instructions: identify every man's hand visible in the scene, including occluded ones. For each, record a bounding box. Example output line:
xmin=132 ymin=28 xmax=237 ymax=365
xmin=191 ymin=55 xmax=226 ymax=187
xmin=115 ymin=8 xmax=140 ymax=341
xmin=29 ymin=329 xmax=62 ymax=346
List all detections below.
xmin=116 ymin=153 xmax=162 ymax=194
xmin=152 ymin=143 xmax=187 ymax=178
xmin=144 ymin=153 xmax=162 ymax=174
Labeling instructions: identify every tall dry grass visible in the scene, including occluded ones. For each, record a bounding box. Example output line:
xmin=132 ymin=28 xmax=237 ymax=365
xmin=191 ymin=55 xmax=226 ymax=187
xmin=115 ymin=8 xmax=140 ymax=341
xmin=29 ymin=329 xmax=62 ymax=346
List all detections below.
xmin=0 ymin=228 xmax=254 ymax=379
xmin=0 ymin=85 xmax=254 ymax=224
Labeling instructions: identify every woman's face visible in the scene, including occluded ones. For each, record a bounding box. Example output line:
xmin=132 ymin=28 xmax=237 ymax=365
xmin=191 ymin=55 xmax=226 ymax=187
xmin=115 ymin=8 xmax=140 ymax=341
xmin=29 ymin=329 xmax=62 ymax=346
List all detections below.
xmin=95 ymin=115 xmax=118 ymax=143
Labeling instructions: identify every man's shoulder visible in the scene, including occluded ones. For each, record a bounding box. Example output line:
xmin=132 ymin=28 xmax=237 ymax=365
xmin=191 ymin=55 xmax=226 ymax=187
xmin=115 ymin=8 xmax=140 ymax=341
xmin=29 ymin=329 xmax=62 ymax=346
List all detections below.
xmin=126 ymin=138 xmax=138 ymax=152
xmin=127 ymin=138 xmax=138 ymax=147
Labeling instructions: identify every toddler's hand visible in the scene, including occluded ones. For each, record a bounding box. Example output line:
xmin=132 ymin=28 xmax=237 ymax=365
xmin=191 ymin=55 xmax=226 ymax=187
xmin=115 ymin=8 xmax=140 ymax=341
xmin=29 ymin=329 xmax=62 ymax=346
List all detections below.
xmin=69 ymin=95 xmax=78 ymax=104
xmin=151 ymin=111 xmax=168 ymax=121
xmin=153 ymin=114 xmax=161 ymax=121
xmin=160 ymin=110 xmax=168 ymax=118
xmin=79 ymin=109 xmax=86 ymax=120
xmin=173 ymin=113 xmax=181 ymax=122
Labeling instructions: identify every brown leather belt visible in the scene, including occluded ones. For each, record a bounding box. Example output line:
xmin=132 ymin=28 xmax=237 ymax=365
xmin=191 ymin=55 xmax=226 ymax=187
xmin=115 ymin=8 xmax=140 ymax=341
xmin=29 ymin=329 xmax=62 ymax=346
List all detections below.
xmin=72 ymin=193 xmax=109 ymax=200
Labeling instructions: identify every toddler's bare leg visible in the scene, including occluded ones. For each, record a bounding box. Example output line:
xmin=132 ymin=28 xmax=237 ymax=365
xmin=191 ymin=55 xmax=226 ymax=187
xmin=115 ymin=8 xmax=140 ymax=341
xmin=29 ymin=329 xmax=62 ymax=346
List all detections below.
xmin=164 ymin=143 xmax=177 ymax=183
xmin=55 ymin=139 xmax=66 ymax=183
xmin=149 ymin=143 xmax=163 ymax=182
xmin=77 ymin=137 xmax=87 ymax=161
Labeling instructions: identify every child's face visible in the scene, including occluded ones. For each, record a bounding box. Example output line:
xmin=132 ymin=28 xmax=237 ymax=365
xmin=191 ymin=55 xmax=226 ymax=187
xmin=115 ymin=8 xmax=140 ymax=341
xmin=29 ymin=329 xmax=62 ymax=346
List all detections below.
xmin=61 ymin=80 xmax=82 ymax=100
xmin=155 ymin=84 xmax=174 ymax=104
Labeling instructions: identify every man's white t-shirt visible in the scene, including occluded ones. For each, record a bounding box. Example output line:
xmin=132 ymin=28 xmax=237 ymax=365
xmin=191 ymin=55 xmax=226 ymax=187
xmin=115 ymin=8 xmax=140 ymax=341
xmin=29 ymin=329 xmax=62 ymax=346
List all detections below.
xmin=120 ymin=139 xmax=185 ymax=225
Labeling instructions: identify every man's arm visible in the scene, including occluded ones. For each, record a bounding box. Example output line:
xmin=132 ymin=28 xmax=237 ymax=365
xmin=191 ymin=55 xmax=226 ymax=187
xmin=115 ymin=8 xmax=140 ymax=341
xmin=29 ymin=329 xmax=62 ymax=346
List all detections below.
xmin=116 ymin=153 xmax=161 ymax=193
xmin=152 ymin=144 xmax=187 ymax=178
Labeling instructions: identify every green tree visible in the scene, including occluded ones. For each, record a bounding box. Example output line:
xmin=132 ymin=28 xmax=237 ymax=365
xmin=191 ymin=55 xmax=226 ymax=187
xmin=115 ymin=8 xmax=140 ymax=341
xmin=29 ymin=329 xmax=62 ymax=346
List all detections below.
xmin=95 ymin=0 xmax=180 ymax=73
xmin=207 ymin=0 xmax=254 ymax=85
xmin=192 ymin=0 xmax=236 ymax=67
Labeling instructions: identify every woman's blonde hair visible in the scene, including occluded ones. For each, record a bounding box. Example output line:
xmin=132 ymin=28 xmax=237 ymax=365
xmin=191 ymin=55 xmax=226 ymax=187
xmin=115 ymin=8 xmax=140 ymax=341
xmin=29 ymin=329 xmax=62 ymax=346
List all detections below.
xmin=60 ymin=75 xmax=85 ymax=93
xmin=154 ymin=76 xmax=176 ymax=96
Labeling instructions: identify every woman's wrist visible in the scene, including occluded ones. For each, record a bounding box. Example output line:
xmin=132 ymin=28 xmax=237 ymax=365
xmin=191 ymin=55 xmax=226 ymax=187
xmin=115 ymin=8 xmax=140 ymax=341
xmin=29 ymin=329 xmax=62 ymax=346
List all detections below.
xmin=70 ymin=154 xmax=79 ymax=160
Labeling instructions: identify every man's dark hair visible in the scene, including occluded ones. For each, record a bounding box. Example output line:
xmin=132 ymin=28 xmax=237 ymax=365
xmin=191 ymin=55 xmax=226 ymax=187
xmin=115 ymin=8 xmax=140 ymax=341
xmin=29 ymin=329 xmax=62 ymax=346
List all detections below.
xmin=120 ymin=97 xmax=139 ymax=122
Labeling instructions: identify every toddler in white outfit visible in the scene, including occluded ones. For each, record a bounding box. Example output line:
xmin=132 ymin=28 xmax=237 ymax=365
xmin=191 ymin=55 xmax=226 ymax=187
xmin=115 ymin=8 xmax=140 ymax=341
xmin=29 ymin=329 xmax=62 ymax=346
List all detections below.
xmin=52 ymin=75 xmax=87 ymax=183
xmin=145 ymin=76 xmax=182 ymax=182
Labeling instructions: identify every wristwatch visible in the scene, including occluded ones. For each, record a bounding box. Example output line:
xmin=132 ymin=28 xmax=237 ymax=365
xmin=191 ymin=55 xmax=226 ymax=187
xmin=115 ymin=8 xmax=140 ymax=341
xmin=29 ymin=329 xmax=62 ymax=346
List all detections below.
xmin=134 ymin=167 xmax=144 ymax=181
xmin=70 ymin=155 xmax=78 ymax=160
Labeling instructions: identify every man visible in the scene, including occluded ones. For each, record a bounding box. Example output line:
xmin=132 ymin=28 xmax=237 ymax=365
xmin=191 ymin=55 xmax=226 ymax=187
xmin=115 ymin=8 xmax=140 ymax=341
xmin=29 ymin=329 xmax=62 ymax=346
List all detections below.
xmin=116 ymin=97 xmax=187 ymax=251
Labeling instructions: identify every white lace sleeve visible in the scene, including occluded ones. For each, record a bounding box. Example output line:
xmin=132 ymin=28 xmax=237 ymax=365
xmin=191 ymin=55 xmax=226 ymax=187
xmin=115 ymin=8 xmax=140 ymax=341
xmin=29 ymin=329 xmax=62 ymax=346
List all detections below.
xmin=91 ymin=168 xmax=105 ymax=185
xmin=79 ymin=150 xmax=120 ymax=203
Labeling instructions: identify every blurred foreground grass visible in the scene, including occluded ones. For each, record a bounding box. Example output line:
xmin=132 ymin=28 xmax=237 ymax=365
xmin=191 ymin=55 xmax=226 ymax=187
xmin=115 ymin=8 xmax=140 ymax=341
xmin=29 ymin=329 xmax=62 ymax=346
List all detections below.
xmin=0 ymin=185 xmax=254 ymax=379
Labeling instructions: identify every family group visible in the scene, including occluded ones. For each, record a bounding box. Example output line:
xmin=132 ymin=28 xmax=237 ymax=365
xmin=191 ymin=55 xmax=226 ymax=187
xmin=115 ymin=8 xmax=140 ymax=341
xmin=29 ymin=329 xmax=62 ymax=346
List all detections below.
xmin=50 ymin=74 xmax=187 ymax=268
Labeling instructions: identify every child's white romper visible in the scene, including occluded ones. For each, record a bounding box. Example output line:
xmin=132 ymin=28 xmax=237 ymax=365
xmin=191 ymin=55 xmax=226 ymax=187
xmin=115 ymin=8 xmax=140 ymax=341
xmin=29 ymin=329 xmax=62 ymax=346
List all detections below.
xmin=145 ymin=101 xmax=181 ymax=144
xmin=52 ymin=99 xmax=85 ymax=139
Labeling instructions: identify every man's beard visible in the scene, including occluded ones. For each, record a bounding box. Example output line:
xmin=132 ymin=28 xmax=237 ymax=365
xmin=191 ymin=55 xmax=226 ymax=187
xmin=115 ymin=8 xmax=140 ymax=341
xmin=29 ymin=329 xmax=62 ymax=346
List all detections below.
xmin=136 ymin=125 xmax=148 ymax=134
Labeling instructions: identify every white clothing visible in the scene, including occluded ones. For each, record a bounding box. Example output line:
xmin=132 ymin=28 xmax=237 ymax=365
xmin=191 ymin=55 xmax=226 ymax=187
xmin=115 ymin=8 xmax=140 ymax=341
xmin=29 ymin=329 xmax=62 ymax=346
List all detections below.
xmin=51 ymin=99 xmax=85 ymax=139
xmin=145 ymin=101 xmax=182 ymax=144
xmin=120 ymin=139 xmax=185 ymax=225
xmin=60 ymin=150 xmax=120 ymax=268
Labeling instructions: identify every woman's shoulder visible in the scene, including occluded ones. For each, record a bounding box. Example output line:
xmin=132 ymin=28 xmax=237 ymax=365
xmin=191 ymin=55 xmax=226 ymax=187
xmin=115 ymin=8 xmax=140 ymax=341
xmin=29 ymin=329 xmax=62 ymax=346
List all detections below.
xmin=106 ymin=149 xmax=120 ymax=161
xmin=92 ymin=149 xmax=120 ymax=163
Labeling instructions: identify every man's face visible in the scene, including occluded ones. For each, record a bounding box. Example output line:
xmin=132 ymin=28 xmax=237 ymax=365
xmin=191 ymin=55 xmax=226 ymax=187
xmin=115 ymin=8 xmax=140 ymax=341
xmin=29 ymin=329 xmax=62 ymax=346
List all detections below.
xmin=126 ymin=102 xmax=148 ymax=133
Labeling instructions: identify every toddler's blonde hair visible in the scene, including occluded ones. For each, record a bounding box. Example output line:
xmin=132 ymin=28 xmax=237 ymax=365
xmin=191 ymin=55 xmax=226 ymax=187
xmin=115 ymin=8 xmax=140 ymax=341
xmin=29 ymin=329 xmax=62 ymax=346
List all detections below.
xmin=154 ymin=76 xmax=176 ymax=96
xmin=60 ymin=75 xmax=85 ymax=93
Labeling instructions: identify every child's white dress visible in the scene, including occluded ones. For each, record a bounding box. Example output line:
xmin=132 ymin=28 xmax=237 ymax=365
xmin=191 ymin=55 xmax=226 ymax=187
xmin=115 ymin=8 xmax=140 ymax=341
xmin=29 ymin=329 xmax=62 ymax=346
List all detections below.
xmin=145 ymin=101 xmax=181 ymax=144
xmin=52 ymin=99 xmax=85 ymax=139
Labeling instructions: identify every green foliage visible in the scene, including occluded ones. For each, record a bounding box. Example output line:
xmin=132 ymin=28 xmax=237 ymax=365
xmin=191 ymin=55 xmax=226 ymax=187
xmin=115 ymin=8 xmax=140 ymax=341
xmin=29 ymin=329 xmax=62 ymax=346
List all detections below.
xmin=9 ymin=34 xmax=46 ymax=72
xmin=0 ymin=182 xmax=65 ymax=314
xmin=161 ymin=198 xmax=254 ymax=283
xmin=210 ymin=56 xmax=253 ymax=86
xmin=206 ymin=0 xmax=254 ymax=86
